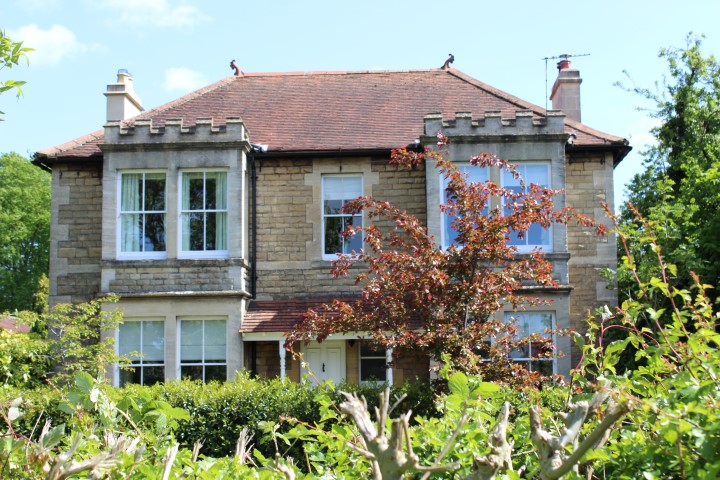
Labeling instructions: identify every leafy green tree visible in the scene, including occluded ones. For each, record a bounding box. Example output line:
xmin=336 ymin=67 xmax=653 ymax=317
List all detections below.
xmin=0 ymin=29 xmax=32 ymax=120
xmin=619 ymin=34 xmax=720 ymax=302
xmin=0 ymin=152 xmax=51 ymax=313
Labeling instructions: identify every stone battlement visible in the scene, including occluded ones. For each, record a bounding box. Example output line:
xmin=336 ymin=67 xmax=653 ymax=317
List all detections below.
xmin=104 ymin=117 xmax=249 ymax=145
xmin=424 ymin=110 xmax=566 ymax=137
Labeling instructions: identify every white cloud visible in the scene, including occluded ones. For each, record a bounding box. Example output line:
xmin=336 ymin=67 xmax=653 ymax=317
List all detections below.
xmin=101 ymin=0 xmax=209 ymax=28
xmin=6 ymin=24 xmax=96 ymax=67
xmin=164 ymin=67 xmax=207 ymax=92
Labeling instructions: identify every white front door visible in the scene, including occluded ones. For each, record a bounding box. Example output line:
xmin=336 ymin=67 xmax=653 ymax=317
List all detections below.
xmin=302 ymin=340 xmax=345 ymax=385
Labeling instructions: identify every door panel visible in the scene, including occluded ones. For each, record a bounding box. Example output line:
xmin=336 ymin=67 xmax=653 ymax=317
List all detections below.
xmin=302 ymin=341 xmax=345 ymax=385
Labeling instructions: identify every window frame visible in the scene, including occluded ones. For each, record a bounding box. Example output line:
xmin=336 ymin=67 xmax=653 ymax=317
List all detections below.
xmin=358 ymin=341 xmax=389 ymax=384
xmin=177 ymin=317 xmax=228 ymax=383
xmin=117 ymin=170 xmax=167 ymax=260
xmin=440 ymin=163 xmax=490 ymax=249
xmin=321 ymin=174 xmax=364 ymax=260
xmin=178 ymin=169 xmax=229 ymax=259
xmin=501 ymin=162 xmax=553 ymax=253
xmin=115 ymin=318 xmax=166 ymax=386
xmin=503 ymin=311 xmax=556 ymax=374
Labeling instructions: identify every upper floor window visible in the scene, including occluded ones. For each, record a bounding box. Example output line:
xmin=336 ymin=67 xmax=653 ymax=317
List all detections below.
xmin=179 ymin=318 xmax=227 ymax=382
xmin=322 ymin=175 xmax=362 ymax=259
xmin=119 ymin=172 xmax=166 ymax=258
xmin=504 ymin=311 xmax=555 ymax=375
xmin=180 ymin=171 xmax=228 ymax=257
xmin=117 ymin=319 xmax=165 ymax=386
xmin=442 ymin=164 xmax=488 ymax=248
xmin=502 ymin=163 xmax=552 ymax=251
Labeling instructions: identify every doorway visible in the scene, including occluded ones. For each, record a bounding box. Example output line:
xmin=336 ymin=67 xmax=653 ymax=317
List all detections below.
xmin=302 ymin=340 xmax=346 ymax=385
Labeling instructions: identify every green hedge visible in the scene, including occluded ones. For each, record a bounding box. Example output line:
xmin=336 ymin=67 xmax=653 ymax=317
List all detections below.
xmin=1 ymin=372 xmax=438 ymax=459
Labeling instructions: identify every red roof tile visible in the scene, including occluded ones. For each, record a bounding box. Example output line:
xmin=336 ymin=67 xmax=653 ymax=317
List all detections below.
xmin=241 ymin=298 xmax=351 ymax=333
xmin=37 ymin=68 xmax=628 ymax=160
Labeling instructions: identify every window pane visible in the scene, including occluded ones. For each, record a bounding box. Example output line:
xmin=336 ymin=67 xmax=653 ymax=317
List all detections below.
xmin=361 ymin=359 xmax=386 ymax=382
xmin=118 ymin=322 xmax=140 ymax=357
xmin=213 ymin=212 xmax=227 ymax=251
xmin=204 ymin=365 xmax=226 ymax=382
xmin=531 ymin=360 xmax=554 ymax=376
xmin=143 ymin=366 xmax=165 ymax=386
xmin=344 ymin=215 xmax=362 ymax=254
xmin=182 ymin=320 xmax=202 ymax=340
xmin=205 ymin=172 xmax=227 ymax=210
xmin=324 ymin=217 xmax=342 ymax=254
xmin=144 ymin=213 xmax=166 ymax=251
xmin=443 ymin=165 xmax=488 ymax=248
xmin=121 ymin=174 xmax=142 ymax=211
xmin=205 ymin=212 xmax=216 ymax=250
xmin=182 ymin=212 xmax=204 ymax=251
xmin=119 ymin=366 xmax=141 ymax=387
xmin=324 ymin=199 xmax=344 ymax=215
xmin=142 ymin=321 xmax=165 ymax=361
xmin=120 ymin=213 xmax=141 ymax=252
xmin=184 ymin=173 xmax=205 ymax=210
xmin=144 ymin=174 xmax=166 ymax=211
xmin=180 ymin=365 xmax=203 ymax=381
xmin=360 ymin=343 xmax=385 ymax=357
xmin=526 ymin=164 xmax=549 ymax=186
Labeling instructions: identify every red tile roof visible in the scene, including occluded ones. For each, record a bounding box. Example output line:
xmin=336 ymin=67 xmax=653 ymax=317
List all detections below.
xmin=37 ymin=68 xmax=628 ymax=160
xmin=0 ymin=316 xmax=31 ymax=333
xmin=241 ymin=298 xmax=351 ymax=333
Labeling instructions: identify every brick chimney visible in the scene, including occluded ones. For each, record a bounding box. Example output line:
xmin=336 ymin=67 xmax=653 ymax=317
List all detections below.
xmin=550 ymin=59 xmax=582 ymax=123
xmin=104 ymin=69 xmax=144 ymax=122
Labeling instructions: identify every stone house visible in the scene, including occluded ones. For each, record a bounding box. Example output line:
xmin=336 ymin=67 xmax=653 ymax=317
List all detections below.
xmin=34 ymin=61 xmax=629 ymax=386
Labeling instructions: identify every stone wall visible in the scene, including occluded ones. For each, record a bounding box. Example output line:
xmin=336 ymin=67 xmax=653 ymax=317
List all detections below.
xmin=254 ymin=156 xmax=427 ymax=300
xmin=393 ymin=350 xmax=430 ymax=383
xmin=565 ymin=153 xmax=618 ymax=362
xmin=50 ymin=162 xmax=103 ymax=305
xmin=104 ymin=259 xmax=247 ymax=294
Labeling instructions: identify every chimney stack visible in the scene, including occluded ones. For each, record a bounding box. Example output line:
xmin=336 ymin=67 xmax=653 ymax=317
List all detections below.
xmin=549 ymin=59 xmax=582 ymax=123
xmin=104 ymin=69 xmax=144 ymax=122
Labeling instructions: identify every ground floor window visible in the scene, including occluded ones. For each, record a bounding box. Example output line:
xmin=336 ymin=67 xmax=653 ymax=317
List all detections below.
xmin=179 ymin=319 xmax=227 ymax=382
xmin=504 ymin=312 xmax=555 ymax=375
xmin=117 ymin=319 xmax=165 ymax=386
xmin=359 ymin=342 xmax=388 ymax=383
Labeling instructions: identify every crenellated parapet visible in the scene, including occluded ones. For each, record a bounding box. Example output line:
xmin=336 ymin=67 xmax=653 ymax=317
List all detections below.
xmin=423 ymin=110 xmax=566 ymax=139
xmin=103 ymin=117 xmax=250 ymax=147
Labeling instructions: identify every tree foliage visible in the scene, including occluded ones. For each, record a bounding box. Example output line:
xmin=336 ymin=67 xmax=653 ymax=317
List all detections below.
xmin=288 ymin=134 xmax=603 ymax=384
xmin=0 ymin=152 xmax=51 ymax=313
xmin=618 ymin=34 xmax=720 ymax=301
xmin=0 ymin=29 xmax=32 ymax=120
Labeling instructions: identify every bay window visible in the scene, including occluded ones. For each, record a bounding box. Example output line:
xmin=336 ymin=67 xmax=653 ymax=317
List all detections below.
xmin=502 ymin=163 xmax=552 ymax=250
xmin=179 ymin=319 xmax=227 ymax=382
xmin=504 ymin=311 xmax=555 ymax=375
xmin=442 ymin=164 xmax=489 ymax=248
xmin=119 ymin=172 xmax=166 ymax=257
xmin=180 ymin=171 xmax=228 ymax=256
xmin=117 ymin=319 xmax=165 ymax=386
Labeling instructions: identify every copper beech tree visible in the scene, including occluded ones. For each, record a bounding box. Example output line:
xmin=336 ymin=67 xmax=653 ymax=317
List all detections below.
xmin=288 ymin=134 xmax=605 ymax=384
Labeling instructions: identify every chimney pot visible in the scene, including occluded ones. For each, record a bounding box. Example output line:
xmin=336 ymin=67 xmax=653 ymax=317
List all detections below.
xmin=557 ymin=59 xmax=571 ymax=70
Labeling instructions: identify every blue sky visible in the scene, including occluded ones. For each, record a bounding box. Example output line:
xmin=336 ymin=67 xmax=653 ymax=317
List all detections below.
xmin=2 ymin=0 xmax=719 ymax=208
